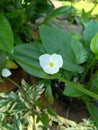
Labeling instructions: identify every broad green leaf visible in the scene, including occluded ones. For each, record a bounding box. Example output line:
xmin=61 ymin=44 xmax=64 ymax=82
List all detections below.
xmin=39 ymin=25 xmax=88 ymax=73
xmin=63 ymin=85 xmax=84 ymax=97
xmin=83 ymin=20 xmax=98 ymax=43
xmin=90 ymin=33 xmax=98 ymax=55
xmin=13 ymin=43 xmax=49 ymax=78
xmin=0 ymin=13 xmax=14 ymax=53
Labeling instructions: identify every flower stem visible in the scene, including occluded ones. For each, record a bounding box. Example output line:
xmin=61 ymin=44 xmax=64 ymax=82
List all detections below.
xmin=80 ymin=57 xmax=96 ymax=83
xmin=53 ymin=74 xmax=98 ymax=100
xmin=7 ymin=78 xmax=21 ymax=89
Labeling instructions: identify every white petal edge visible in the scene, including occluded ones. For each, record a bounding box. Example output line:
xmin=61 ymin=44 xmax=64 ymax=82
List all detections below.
xmin=39 ymin=54 xmax=51 ymax=68
xmin=51 ymin=54 xmax=63 ymax=67
xmin=2 ymin=68 xmax=12 ymax=77
xmin=43 ymin=66 xmax=59 ymax=74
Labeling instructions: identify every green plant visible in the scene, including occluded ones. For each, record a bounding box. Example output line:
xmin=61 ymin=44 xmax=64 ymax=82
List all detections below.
xmin=0 ymin=0 xmax=98 ymax=128
xmin=0 ymin=80 xmax=46 ymax=130
xmin=0 ymin=80 xmax=97 ymax=130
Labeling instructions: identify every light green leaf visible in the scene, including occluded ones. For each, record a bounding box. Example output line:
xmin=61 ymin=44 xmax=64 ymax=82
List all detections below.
xmin=83 ymin=20 xmax=98 ymax=43
xmin=39 ymin=25 xmax=88 ymax=73
xmin=0 ymin=13 xmax=14 ymax=53
xmin=90 ymin=33 xmax=98 ymax=55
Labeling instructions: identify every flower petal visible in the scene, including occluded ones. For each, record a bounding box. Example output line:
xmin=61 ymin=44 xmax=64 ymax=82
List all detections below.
xmin=51 ymin=54 xmax=63 ymax=67
xmin=2 ymin=68 xmax=12 ymax=77
xmin=43 ymin=65 xmax=59 ymax=74
xmin=39 ymin=54 xmax=51 ymax=68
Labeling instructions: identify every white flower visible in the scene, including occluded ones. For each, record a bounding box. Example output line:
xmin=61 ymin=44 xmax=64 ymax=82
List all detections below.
xmin=39 ymin=53 xmax=63 ymax=74
xmin=2 ymin=68 xmax=12 ymax=77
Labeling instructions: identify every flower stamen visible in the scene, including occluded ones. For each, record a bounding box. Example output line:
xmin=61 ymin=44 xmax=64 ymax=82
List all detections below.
xmin=49 ymin=62 xmax=54 ymax=67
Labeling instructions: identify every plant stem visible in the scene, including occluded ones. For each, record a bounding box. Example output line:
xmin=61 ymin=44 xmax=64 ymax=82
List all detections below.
xmin=53 ymin=74 xmax=98 ymax=100
xmin=80 ymin=57 xmax=96 ymax=83
xmin=87 ymin=60 xmax=96 ymax=89
xmin=7 ymin=77 xmax=21 ymax=89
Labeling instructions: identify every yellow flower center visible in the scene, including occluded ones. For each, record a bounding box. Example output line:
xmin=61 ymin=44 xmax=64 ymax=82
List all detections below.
xmin=49 ymin=62 xmax=54 ymax=67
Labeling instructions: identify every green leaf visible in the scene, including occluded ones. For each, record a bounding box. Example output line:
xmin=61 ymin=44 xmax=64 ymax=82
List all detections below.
xmin=44 ymin=6 xmax=75 ymax=22
xmin=81 ymin=5 xmax=96 ymax=25
xmin=47 ymin=107 xmax=57 ymax=117
xmin=83 ymin=20 xmax=98 ymax=43
xmin=84 ymin=98 xmax=98 ymax=128
xmin=14 ymin=116 xmax=22 ymax=130
xmin=0 ymin=13 xmax=14 ymax=53
xmin=54 ymin=74 xmax=98 ymax=100
xmin=13 ymin=43 xmax=49 ymax=78
xmin=0 ymin=51 xmax=7 ymax=72
xmin=26 ymin=0 xmax=54 ymax=20
xmin=63 ymin=85 xmax=84 ymax=97
xmin=90 ymin=33 xmax=98 ymax=55
xmin=93 ymin=79 xmax=98 ymax=88
xmin=39 ymin=25 xmax=88 ymax=73
xmin=40 ymin=113 xmax=49 ymax=127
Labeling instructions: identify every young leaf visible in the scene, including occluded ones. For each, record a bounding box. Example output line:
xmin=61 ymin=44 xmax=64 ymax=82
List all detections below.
xmin=0 ymin=13 xmax=14 ymax=53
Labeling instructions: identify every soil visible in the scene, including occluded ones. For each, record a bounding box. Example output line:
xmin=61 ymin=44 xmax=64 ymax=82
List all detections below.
xmin=52 ymin=98 xmax=89 ymax=122
xmin=51 ymin=80 xmax=89 ymax=122
xmin=0 ymin=68 xmax=27 ymax=92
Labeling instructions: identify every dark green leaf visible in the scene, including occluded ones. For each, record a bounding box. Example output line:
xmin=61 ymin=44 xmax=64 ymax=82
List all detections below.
xmin=13 ymin=43 xmax=49 ymax=78
xmin=47 ymin=107 xmax=57 ymax=116
xmin=0 ymin=13 xmax=14 ymax=53
xmin=63 ymin=85 xmax=84 ymax=97
xmin=0 ymin=51 xmax=7 ymax=72
xmin=39 ymin=25 xmax=88 ymax=73
xmin=44 ymin=6 xmax=75 ymax=22
xmin=40 ymin=113 xmax=49 ymax=127
xmin=84 ymin=98 xmax=98 ymax=128
xmin=45 ymin=85 xmax=54 ymax=104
